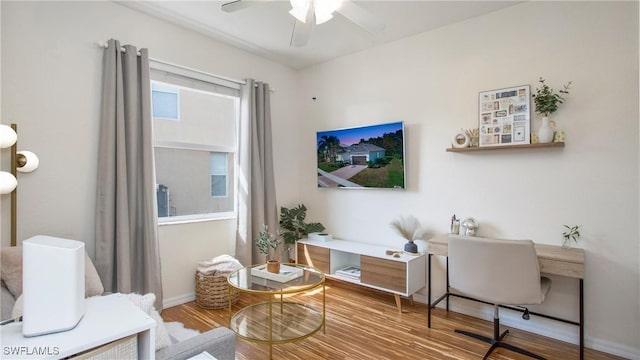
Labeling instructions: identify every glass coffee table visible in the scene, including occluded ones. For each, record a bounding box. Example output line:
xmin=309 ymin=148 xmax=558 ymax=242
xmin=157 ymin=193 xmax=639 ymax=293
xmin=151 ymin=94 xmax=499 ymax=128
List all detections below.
xmin=227 ymin=264 xmax=325 ymax=359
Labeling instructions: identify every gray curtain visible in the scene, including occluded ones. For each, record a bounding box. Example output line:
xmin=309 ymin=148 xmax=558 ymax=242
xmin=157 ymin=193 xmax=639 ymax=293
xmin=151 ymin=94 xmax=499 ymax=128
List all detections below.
xmin=95 ymin=39 xmax=163 ymax=310
xmin=236 ymin=79 xmax=278 ymax=266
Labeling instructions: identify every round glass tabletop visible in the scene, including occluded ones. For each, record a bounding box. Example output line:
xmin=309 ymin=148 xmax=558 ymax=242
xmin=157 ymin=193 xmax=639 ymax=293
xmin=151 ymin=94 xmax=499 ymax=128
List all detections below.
xmin=227 ymin=263 xmax=324 ymax=295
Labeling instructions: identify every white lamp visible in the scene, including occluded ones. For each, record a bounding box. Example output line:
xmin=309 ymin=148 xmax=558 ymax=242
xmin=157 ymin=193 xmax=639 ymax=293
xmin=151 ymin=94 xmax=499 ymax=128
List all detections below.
xmin=0 ymin=123 xmax=40 ymax=246
xmin=16 ymin=151 xmax=39 ymax=173
xmin=0 ymin=124 xmax=17 ymax=148
xmin=0 ymin=171 xmax=17 ymax=194
xmin=0 ymin=124 xmax=19 ymax=194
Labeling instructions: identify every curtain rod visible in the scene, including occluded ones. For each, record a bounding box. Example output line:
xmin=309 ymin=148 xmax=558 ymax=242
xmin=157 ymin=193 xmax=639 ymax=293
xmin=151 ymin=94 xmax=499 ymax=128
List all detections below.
xmin=95 ymin=41 xmax=275 ymax=92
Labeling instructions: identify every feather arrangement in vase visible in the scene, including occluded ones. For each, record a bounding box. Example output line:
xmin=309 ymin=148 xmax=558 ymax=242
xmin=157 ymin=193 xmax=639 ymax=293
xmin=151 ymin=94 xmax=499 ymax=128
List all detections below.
xmin=390 ymin=216 xmax=422 ymax=254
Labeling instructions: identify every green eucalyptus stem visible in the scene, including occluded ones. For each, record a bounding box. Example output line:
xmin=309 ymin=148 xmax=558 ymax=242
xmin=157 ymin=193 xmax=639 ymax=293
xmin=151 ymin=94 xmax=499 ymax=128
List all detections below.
xmin=562 ymin=224 xmax=581 ymax=246
xmin=532 ymin=77 xmax=572 ymax=117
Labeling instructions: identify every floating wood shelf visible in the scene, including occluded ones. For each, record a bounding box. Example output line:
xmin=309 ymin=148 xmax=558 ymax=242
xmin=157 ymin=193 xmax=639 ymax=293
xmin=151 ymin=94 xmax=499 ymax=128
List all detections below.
xmin=446 ymin=142 xmax=564 ymax=152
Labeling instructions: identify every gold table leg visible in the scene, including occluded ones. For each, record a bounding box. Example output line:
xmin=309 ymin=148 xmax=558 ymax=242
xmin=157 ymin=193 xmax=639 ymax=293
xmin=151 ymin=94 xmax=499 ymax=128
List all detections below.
xmin=269 ymin=295 xmax=273 ymax=359
xmin=323 ymin=281 xmax=326 ymax=333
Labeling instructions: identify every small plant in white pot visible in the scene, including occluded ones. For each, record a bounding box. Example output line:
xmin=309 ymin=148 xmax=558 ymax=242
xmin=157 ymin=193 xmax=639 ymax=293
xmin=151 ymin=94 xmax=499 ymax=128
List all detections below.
xmin=532 ymin=77 xmax=571 ymax=143
xmin=562 ymin=224 xmax=581 ymax=249
xmin=256 ymin=225 xmax=282 ymax=273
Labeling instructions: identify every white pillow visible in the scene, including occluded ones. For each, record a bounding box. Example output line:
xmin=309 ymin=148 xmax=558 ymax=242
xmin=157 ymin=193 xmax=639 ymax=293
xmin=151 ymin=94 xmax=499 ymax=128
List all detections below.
xmin=11 ymin=294 xmax=22 ymax=319
xmin=83 ymin=253 xmax=104 ymax=297
xmin=125 ymin=293 xmax=171 ymax=351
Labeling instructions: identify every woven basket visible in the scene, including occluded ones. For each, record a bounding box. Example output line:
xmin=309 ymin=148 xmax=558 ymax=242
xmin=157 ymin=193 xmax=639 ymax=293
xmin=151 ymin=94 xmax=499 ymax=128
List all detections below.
xmin=195 ymin=271 xmax=239 ymax=309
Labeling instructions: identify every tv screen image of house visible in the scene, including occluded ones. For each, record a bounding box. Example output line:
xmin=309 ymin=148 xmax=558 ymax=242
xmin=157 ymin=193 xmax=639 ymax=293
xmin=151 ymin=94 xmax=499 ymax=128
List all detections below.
xmin=316 ymin=121 xmax=405 ymax=189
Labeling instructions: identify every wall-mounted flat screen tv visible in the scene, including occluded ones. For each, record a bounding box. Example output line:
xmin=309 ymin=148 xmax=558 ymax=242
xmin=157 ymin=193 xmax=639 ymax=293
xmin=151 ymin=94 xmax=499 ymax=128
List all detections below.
xmin=316 ymin=121 xmax=405 ymax=189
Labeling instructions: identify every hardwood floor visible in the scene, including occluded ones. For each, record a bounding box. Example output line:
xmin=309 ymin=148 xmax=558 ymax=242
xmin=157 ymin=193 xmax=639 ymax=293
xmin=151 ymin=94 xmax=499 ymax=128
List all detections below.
xmin=161 ymin=279 xmax=622 ymax=360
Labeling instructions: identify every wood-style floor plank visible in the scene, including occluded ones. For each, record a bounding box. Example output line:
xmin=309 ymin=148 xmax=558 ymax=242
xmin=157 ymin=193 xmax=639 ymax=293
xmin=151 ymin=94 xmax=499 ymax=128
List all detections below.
xmin=161 ymin=279 xmax=622 ymax=360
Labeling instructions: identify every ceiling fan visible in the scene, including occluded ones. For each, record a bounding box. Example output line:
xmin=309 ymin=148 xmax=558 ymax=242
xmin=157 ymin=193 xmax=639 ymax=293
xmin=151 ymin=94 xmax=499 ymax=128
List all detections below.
xmin=221 ymin=0 xmax=385 ymax=47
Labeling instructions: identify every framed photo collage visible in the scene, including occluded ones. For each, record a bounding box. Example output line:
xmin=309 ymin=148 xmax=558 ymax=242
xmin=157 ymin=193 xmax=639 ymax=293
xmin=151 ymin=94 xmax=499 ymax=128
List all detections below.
xmin=479 ymin=85 xmax=530 ymax=147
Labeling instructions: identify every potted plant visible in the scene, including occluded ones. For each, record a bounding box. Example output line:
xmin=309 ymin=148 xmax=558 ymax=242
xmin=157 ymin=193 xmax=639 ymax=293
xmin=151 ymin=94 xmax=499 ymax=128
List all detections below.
xmin=256 ymin=225 xmax=282 ymax=273
xmin=390 ymin=215 xmax=422 ymax=254
xmin=280 ymin=204 xmax=325 ymax=262
xmin=532 ymin=77 xmax=572 ymax=143
xmin=562 ymin=224 xmax=581 ymax=249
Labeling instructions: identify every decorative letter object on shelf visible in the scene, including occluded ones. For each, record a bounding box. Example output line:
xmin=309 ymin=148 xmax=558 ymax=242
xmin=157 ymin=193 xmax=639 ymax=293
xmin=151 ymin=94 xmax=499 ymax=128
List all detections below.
xmin=479 ymin=85 xmax=531 ymax=147
xmin=451 ymin=129 xmax=470 ymax=148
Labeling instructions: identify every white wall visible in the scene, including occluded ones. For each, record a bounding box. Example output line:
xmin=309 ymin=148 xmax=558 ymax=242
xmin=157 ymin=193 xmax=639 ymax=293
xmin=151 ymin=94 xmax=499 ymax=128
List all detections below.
xmin=298 ymin=1 xmax=639 ymax=357
xmin=0 ymin=1 xmax=301 ymax=305
xmin=2 ymin=0 xmax=638 ymax=357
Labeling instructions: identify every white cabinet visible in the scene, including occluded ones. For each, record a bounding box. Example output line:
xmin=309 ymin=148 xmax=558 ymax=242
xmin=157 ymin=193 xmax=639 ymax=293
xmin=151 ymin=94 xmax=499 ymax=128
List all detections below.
xmin=297 ymin=238 xmax=426 ymax=312
xmin=1 ymin=294 xmax=156 ymax=359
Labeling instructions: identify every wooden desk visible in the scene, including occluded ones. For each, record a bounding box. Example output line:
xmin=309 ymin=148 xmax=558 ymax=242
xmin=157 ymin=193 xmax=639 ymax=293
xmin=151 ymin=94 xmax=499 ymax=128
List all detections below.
xmin=427 ymin=235 xmax=585 ymax=359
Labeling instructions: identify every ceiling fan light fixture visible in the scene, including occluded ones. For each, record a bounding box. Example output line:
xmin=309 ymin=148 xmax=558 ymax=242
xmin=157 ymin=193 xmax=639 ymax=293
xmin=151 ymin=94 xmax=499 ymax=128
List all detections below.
xmin=289 ymin=0 xmax=311 ymax=23
xmin=314 ymin=12 xmax=333 ymax=25
xmin=313 ymin=0 xmax=342 ymax=24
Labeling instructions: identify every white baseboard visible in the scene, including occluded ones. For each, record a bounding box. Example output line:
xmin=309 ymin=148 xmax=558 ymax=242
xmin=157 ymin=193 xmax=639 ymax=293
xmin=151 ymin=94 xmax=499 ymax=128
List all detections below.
xmin=587 ymin=338 xmax=640 ymax=360
xmin=425 ymin=296 xmax=639 ymax=359
xmin=163 ymin=292 xmax=195 ymax=309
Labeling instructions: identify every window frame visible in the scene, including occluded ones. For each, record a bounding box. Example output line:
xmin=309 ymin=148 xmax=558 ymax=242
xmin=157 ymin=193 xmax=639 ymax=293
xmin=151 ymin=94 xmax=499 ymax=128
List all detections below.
xmin=154 ymin=141 xmax=237 ymax=225
xmin=209 ymin=152 xmax=229 ymax=199
xmin=150 ymin=59 xmax=241 ymax=226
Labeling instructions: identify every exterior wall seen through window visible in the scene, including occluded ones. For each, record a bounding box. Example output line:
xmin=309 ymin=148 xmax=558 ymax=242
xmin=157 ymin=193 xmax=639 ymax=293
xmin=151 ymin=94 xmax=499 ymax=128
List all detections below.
xmin=151 ymin=79 xmax=238 ymax=222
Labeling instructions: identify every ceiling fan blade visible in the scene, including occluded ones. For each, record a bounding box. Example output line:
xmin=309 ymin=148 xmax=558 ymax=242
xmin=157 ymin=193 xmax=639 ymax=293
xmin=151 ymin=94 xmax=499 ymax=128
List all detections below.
xmin=290 ymin=4 xmax=313 ymax=47
xmin=221 ymin=0 xmax=274 ymax=13
xmin=336 ymin=0 xmax=385 ymax=34
xmin=291 ymin=19 xmax=312 ymax=47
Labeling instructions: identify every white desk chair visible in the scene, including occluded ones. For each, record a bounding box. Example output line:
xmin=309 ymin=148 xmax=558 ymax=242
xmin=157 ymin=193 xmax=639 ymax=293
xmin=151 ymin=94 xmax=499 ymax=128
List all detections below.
xmin=449 ymin=235 xmax=552 ymax=360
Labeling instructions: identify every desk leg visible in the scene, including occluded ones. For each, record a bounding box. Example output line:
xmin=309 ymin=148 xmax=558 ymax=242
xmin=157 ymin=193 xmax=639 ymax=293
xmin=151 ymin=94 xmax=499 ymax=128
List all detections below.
xmin=580 ymin=279 xmax=584 ymax=360
xmin=428 ymin=254 xmax=432 ymax=328
xmin=446 ymin=257 xmax=450 ymax=311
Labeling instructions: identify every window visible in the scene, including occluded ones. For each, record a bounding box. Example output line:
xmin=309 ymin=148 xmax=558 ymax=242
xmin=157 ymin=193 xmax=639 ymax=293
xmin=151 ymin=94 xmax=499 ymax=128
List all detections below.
xmin=152 ymin=83 xmax=179 ymax=121
xmin=210 ymin=153 xmax=228 ymax=197
xmin=150 ymin=61 xmax=240 ymax=223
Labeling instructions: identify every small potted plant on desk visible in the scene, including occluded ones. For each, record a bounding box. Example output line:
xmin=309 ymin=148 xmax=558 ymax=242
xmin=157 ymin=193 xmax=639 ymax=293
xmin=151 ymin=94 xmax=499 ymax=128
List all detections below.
xmin=256 ymin=225 xmax=282 ymax=273
xmin=562 ymin=224 xmax=581 ymax=249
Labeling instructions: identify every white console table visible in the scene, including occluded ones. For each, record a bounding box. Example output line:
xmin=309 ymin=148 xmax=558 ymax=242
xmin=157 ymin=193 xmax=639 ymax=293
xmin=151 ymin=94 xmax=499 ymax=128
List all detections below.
xmin=297 ymin=238 xmax=426 ymax=313
xmin=0 ymin=294 xmax=156 ymax=359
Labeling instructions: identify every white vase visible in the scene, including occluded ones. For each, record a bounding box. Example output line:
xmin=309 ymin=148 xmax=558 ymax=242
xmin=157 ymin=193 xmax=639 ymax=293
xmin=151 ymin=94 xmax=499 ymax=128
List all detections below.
xmin=538 ymin=117 xmax=555 ymax=143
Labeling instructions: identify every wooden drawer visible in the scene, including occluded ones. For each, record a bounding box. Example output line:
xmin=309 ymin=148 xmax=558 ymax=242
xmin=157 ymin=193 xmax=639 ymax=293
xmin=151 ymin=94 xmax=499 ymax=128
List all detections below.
xmin=361 ymin=256 xmax=406 ymax=293
xmin=297 ymin=243 xmax=330 ymax=273
xmin=539 ymin=258 xmax=584 ymax=279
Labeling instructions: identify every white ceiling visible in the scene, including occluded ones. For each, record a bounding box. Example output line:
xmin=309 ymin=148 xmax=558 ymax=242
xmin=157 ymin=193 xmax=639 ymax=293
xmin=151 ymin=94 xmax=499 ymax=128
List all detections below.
xmin=118 ymin=1 xmax=520 ymax=70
